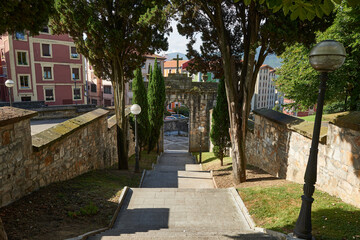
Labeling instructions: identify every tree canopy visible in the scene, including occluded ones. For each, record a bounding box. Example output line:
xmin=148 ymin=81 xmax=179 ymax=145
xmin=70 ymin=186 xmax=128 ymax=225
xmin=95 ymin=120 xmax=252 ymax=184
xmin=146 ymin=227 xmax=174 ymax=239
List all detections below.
xmin=0 ymin=0 xmax=54 ymax=35
xmin=276 ymin=3 xmax=360 ymax=112
xmin=210 ymin=78 xmax=230 ymax=166
xmin=175 ymin=0 xmax=335 ymax=183
xmin=147 ymin=59 xmax=166 ymax=153
xmin=51 ymin=0 xmax=170 ymax=169
xmin=131 ymin=68 xmax=150 ymax=156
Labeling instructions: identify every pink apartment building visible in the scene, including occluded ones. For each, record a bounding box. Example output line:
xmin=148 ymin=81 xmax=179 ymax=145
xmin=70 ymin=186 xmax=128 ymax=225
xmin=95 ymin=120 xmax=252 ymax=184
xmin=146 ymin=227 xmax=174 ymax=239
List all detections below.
xmin=0 ymin=28 xmax=86 ymax=105
xmin=87 ymin=63 xmax=114 ymax=107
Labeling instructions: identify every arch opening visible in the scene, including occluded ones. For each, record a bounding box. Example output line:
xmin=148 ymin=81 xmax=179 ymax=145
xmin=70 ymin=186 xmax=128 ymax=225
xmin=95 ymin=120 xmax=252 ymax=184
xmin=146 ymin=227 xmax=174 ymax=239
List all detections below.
xmin=163 ymin=101 xmax=190 ymax=152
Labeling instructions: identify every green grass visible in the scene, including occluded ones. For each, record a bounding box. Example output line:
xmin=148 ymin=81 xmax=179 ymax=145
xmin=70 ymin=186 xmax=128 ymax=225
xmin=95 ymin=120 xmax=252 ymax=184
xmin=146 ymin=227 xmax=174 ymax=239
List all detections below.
xmin=128 ymin=150 xmax=158 ymax=170
xmin=238 ymin=183 xmax=360 ymax=240
xmin=299 ymin=115 xmax=317 ymax=121
xmin=192 ymin=151 xmax=232 ymax=166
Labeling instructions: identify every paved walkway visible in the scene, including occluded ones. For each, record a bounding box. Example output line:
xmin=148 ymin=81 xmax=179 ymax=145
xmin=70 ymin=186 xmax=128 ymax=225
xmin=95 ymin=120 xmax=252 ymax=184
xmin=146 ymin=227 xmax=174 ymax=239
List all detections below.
xmin=88 ymin=152 xmax=277 ymax=240
xmin=164 ymin=135 xmax=189 ymax=151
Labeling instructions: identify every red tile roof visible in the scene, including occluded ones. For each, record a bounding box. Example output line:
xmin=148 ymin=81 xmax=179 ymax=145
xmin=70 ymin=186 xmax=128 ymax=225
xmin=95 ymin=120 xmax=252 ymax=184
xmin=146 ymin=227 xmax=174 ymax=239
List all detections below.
xmin=144 ymin=54 xmax=166 ymax=60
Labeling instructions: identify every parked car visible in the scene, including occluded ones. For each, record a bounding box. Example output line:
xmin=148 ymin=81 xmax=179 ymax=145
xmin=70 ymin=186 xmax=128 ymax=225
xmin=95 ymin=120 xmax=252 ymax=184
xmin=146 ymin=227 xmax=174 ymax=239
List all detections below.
xmin=171 ymin=114 xmax=188 ymax=119
xmin=164 ymin=116 xmax=177 ymax=121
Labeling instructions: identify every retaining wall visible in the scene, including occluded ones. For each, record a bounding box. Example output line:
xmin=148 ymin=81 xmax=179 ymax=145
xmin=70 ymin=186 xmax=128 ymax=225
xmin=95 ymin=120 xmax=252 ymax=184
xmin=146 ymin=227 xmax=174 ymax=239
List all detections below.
xmin=246 ymin=109 xmax=360 ymax=207
xmin=0 ymin=107 xmax=133 ymax=208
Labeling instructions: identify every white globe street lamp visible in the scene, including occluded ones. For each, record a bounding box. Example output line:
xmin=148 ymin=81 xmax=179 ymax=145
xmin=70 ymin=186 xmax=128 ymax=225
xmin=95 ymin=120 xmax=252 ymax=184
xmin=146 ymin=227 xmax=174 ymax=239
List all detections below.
xmin=5 ymin=79 xmax=15 ymax=107
xmin=294 ymin=40 xmax=346 ymax=240
xmin=198 ymin=126 xmax=205 ymax=163
xmin=131 ymin=104 xmax=142 ymax=173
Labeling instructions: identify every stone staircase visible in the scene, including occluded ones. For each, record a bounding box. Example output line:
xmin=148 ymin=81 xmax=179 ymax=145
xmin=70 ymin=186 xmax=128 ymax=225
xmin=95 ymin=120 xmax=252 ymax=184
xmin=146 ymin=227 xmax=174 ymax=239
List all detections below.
xmin=86 ymin=152 xmax=278 ymax=240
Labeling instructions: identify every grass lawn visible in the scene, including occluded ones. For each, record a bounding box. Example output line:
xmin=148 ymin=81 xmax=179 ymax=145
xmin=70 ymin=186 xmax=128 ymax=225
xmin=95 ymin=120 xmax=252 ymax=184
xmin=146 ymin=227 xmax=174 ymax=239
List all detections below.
xmin=195 ymin=152 xmax=360 ymax=240
xmin=0 ymin=151 xmax=159 ymax=240
xmin=299 ymin=115 xmax=317 ymax=121
xmin=238 ymin=184 xmax=360 ymax=240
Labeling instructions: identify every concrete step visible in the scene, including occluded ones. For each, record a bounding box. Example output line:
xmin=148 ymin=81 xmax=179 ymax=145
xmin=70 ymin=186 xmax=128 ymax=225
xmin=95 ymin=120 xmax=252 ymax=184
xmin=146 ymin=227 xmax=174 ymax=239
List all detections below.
xmin=142 ymin=170 xmax=213 ymax=188
xmin=89 ymin=228 xmax=277 ymax=240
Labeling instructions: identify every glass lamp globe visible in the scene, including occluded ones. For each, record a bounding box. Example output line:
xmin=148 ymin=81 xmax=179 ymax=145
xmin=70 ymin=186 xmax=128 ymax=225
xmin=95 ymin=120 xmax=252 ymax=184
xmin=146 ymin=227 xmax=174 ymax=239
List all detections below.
xmin=5 ymin=79 xmax=15 ymax=88
xmin=130 ymin=104 xmax=141 ymax=115
xmin=309 ymin=40 xmax=346 ymax=72
xmin=198 ymin=126 xmax=205 ymax=133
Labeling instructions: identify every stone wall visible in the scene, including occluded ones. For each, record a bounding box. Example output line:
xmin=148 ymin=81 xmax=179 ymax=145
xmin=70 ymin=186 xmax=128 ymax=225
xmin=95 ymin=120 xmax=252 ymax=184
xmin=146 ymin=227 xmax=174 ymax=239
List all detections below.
xmin=246 ymin=109 xmax=360 ymax=207
xmin=0 ymin=107 xmax=134 ymax=208
xmin=164 ymin=119 xmax=189 ymax=135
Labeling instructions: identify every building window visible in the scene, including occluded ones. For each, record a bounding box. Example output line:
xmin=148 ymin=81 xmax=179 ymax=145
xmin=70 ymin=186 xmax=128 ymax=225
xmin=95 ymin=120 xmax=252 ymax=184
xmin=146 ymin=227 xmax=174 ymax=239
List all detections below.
xmin=44 ymin=88 xmax=55 ymax=101
xmin=1 ymin=49 xmax=4 ymax=59
xmin=91 ymin=84 xmax=97 ymax=92
xmin=21 ymin=96 xmax=31 ymax=102
xmin=104 ymin=85 xmax=112 ymax=94
xmin=17 ymin=51 xmax=28 ymax=66
xmin=168 ymin=103 xmax=171 ymax=109
xmin=104 ymin=99 xmax=111 ymax=107
xmin=2 ymin=66 xmax=7 ymax=77
xmin=41 ymin=26 xmax=50 ymax=33
xmin=15 ymin=32 xmax=26 ymax=40
xmin=70 ymin=46 xmax=79 ymax=59
xmin=19 ymin=75 xmax=30 ymax=89
xmin=72 ymin=68 xmax=80 ymax=80
xmin=43 ymin=66 xmax=53 ymax=80
xmin=91 ymin=99 xmax=97 ymax=105
xmin=41 ymin=44 xmax=51 ymax=57
xmin=73 ymin=87 xmax=82 ymax=100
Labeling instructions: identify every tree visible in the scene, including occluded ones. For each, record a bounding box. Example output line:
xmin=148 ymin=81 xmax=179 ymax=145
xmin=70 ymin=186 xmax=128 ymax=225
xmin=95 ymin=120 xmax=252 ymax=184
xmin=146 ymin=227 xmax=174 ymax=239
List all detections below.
xmin=131 ymin=68 xmax=150 ymax=160
xmin=175 ymin=0 xmax=335 ymax=183
xmin=210 ymin=78 xmax=230 ymax=166
xmin=51 ymin=0 xmax=170 ymax=169
xmin=0 ymin=0 xmax=54 ymax=34
xmin=147 ymin=59 xmax=166 ymax=153
xmin=276 ymin=3 xmax=360 ymax=112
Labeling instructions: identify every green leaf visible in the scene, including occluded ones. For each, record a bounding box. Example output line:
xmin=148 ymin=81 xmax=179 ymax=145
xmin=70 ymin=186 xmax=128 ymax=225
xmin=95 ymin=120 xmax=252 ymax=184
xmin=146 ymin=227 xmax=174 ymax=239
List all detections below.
xmin=283 ymin=6 xmax=290 ymax=15
xmin=290 ymin=8 xmax=300 ymax=20
xmin=259 ymin=0 xmax=265 ymax=4
xmin=307 ymin=11 xmax=316 ymax=21
xmin=299 ymin=7 xmax=307 ymax=21
xmin=244 ymin=0 xmax=252 ymax=6
xmin=273 ymin=5 xmax=282 ymax=13
xmin=332 ymin=0 xmax=341 ymax=4
xmin=315 ymin=6 xmax=324 ymax=18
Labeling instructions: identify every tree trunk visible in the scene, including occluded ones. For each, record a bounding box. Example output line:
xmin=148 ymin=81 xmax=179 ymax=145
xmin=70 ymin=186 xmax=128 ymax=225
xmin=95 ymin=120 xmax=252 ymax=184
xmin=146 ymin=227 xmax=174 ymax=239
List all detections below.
xmin=112 ymin=60 xmax=128 ymax=170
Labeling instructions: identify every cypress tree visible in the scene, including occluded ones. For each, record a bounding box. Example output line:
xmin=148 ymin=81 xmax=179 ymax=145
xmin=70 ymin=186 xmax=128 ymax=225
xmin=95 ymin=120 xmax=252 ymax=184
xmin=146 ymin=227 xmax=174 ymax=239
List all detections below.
xmin=131 ymin=68 xmax=150 ymax=160
xmin=210 ymin=78 xmax=230 ymax=166
xmin=147 ymin=59 xmax=166 ymax=153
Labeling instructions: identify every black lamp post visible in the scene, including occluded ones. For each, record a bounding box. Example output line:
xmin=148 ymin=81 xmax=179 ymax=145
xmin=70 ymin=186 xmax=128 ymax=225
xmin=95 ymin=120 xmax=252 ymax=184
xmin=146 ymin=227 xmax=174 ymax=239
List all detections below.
xmin=5 ymin=79 xmax=14 ymax=107
xmin=198 ymin=126 xmax=204 ymax=163
xmin=131 ymin=104 xmax=141 ymax=173
xmin=293 ymin=40 xmax=346 ymax=240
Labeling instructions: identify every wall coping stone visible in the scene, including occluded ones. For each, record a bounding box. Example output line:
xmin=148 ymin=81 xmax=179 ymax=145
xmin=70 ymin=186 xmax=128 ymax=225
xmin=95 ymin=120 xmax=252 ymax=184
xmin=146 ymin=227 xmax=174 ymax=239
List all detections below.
xmin=108 ymin=115 xmax=117 ymax=129
xmin=32 ymin=108 xmax=108 ymax=151
xmin=329 ymin=111 xmax=360 ymax=131
xmin=253 ymin=109 xmax=327 ymax=143
xmin=0 ymin=107 xmax=38 ymax=127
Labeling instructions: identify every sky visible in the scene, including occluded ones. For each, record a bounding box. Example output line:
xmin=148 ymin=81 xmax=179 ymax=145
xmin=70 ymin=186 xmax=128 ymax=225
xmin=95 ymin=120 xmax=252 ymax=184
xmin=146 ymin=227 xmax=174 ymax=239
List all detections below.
xmin=164 ymin=20 xmax=202 ymax=54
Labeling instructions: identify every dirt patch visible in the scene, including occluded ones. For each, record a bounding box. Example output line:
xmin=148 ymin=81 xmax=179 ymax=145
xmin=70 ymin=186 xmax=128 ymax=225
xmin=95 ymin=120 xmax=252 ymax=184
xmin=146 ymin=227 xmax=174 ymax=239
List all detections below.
xmin=0 ymin=169 xmax=141 ymax=240
xmin=202 ymin=160 xmax=289 ymax=188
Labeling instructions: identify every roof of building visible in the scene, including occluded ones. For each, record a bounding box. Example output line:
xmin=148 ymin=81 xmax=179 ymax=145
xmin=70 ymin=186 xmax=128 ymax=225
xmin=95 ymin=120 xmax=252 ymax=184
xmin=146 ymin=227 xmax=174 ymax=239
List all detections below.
xmin=260 ymin=64 xmax=274 ymax=69
xmin=164 ymin=60 xmax=189 ymax=68
xmin=144 ymin=54 xmax=166 ymax=60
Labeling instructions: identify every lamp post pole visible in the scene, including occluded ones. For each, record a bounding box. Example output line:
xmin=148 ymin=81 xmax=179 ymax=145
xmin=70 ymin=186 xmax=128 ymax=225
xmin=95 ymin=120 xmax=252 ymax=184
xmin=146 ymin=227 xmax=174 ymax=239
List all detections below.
xmin=131 ymin=104 xmax=142 ymax=173
xmin=5 ymin=79 xmax=14 ymax=107
xmin=293 ymin=40 xmax=346 ymax=240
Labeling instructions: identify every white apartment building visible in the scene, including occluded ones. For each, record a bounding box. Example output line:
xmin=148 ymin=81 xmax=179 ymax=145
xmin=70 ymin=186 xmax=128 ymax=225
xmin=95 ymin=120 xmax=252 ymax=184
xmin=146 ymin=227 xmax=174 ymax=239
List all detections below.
xmin=251 ymin=65 xmax=276 ymax=111
xmin=126 ymin=54 xmax=166 ymax=105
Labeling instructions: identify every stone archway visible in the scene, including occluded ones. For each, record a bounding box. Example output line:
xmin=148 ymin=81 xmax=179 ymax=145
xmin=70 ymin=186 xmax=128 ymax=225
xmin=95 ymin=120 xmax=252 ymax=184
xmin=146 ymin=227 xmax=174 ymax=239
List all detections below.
xmin=159 ymin=73 xmax=218 ymax=152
